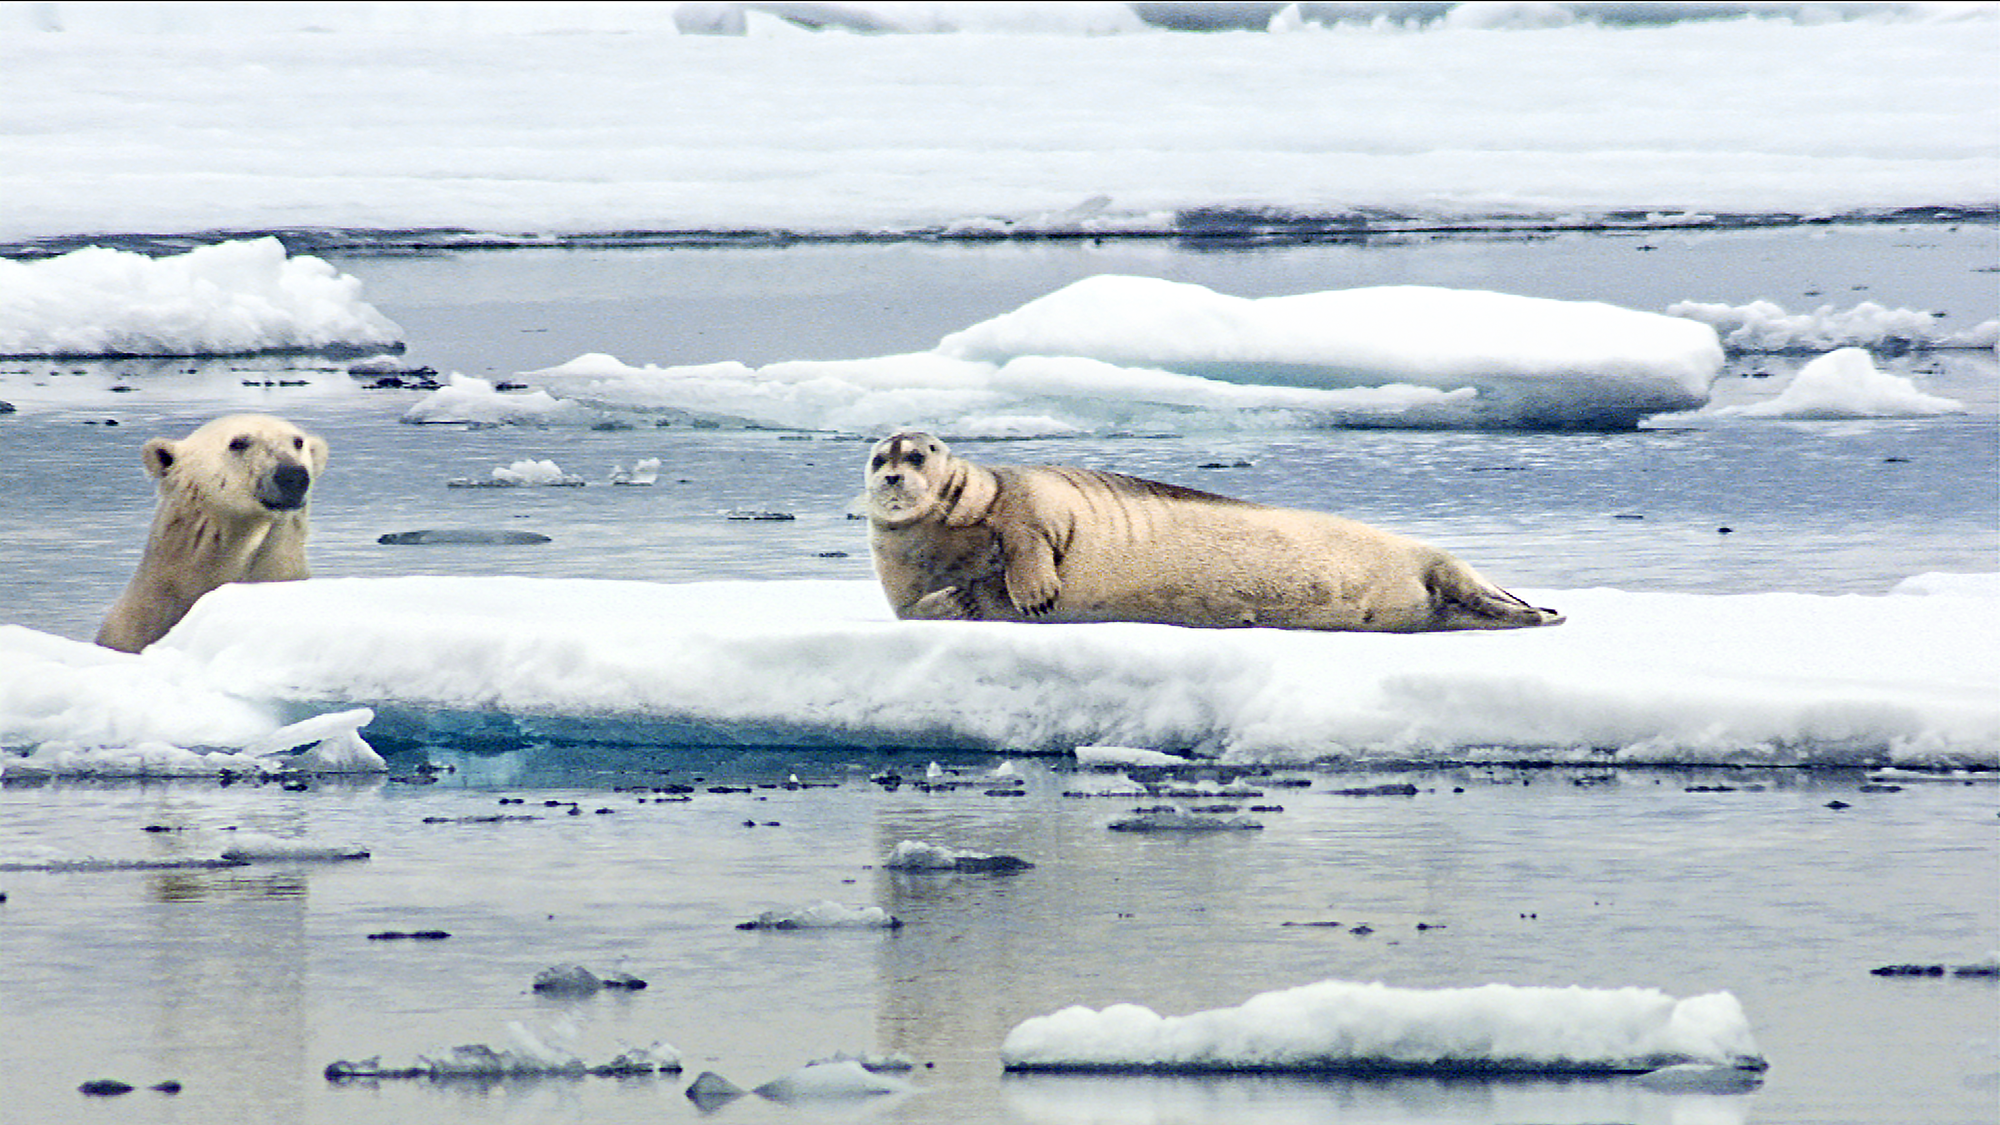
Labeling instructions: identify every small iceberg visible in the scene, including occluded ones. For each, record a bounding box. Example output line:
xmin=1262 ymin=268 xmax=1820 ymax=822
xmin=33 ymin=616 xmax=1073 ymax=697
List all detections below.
xmin=1712 ymin=347 xmax=1964 ymax=419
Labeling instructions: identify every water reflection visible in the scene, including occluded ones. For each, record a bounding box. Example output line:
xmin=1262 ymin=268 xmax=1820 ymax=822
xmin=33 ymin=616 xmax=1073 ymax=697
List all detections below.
xmin=998 ymin=1071 xmax=1753 ymax=1125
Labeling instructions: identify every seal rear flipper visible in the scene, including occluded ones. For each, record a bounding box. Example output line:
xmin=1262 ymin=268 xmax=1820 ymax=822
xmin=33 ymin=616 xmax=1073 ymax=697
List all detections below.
xmin=1428 ymin=560 xmax=1564 ymax=630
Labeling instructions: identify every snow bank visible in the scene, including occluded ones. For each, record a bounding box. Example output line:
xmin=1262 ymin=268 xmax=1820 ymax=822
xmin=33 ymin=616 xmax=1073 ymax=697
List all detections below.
xmin=1000 ymin=980 xmax=1765 ymax=1075
xmin=0 ymin=239 xmax=402 ymax=357
xmin=1713 ymin=347 xmax=1965 ymax=419
xmin=4 ymin=574 xmax=1992 ymax=774
xmin=1667 ymin=299 xmax=1999 ymax=353
xmin=501 ymin=278 xmax=1721 ymax=432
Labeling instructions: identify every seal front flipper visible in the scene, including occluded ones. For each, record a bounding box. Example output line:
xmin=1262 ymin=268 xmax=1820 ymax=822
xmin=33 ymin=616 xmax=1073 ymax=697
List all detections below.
xmin=1001 ymin=535 xmax=1062 ymax=617
xmin=908 ymin=585 xmax=977 ymax=620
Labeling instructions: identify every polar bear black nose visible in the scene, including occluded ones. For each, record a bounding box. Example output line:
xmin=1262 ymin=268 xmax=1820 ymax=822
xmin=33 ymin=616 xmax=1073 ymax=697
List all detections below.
xmin=265 ymin=463 xmax=312 ymax=508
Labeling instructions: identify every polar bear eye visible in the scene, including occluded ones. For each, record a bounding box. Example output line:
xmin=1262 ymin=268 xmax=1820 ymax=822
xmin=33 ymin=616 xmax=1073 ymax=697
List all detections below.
xmin=228 ymin=436 xmax=250 ymax=453
xmin=292 ymin=436 xmax=304 ymax=450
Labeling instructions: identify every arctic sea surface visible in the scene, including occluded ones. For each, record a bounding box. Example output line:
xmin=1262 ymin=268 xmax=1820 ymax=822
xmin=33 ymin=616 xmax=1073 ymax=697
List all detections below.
xmin=1 ymin=4 xmax=1996 ymax=1124
xmin=2 ymin=223 xmax=1994 ymax=1125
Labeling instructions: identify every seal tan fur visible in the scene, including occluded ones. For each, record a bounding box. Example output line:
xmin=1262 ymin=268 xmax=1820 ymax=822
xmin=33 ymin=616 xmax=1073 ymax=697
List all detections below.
xmin=865 ymin=431 xmax=1562 ymax=632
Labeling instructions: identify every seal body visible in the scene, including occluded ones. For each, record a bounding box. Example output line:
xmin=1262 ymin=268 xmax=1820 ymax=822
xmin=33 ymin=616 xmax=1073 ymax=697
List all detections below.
xmin=865 ymin=431 xmax=1562 ymax=632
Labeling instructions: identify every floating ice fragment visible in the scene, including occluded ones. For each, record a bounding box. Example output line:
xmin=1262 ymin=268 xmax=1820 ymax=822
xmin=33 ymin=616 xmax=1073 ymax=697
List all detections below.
xmin=806 ymin=1050 xmax=917 ymax=1073
xmin=1107 ymin=809 xmax=1264 ymax=832
xmin=737 ymin=901 xmax=902 ymax=930
xmin=1001 ymin=980 xmax=1766 ymax=1074
xmin=530 ymin=964 xmax=648 ymax=995
xmin=684 ymin=1070 xmax=748 ymax=1110
xmin=608 ymin=457 xmax=660 ymax=485
xmin=218 ymin=831 xmax=369 ymax=863
xmin=403 ymin=373 xmax=577 ymax=425
xmin=531 ymin=964 xmax=602 ymax=996
xmin=1077 ymin=745 xmax=1194 ymax=768
xmin=753 ymin=1060 xmax=914 ymax=1101
xmin=450 ymin=459 xmax=585 ymax=487
xmin=883 ymin=840 xmax=1033 ymax=873
xmin=1631 ymin=1063 xmax=1765 ymax=1093
xmin=1667 ymin=298 xmax=1998 ymax=352
xmin=1712 ymin=348 xmax=1963 ymax=419
xmin=244 ymin=707 xmax=385 ymax=773
xmin=377 ymin=528 xmax=553 ymax=545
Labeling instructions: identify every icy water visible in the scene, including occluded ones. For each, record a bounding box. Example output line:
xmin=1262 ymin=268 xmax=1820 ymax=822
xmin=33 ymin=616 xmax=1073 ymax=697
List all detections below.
xmin=1 ymin=226 xmax=1997 ymax=1124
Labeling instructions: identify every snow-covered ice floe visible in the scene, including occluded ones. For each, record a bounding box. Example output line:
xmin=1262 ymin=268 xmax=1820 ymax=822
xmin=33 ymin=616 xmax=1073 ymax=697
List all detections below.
xmin=1000 ymin=980 xmax=1766 ymax=1076
xmin=0 ymin=239 xmax=403 ymax=357
xmin=454 ymin=277 xmax=1723 ymax=433
xmin=4 ymin=573 xmax=1993 ymax=773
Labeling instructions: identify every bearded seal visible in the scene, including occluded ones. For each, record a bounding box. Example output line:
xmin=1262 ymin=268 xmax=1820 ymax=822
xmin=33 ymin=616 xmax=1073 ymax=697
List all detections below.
xmin=864 ymin=431 xmax=1562 ymax=632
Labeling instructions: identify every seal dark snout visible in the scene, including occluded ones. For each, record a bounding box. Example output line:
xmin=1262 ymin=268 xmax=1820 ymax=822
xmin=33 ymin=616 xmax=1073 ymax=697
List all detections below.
xmin=261 ymin=462 xmax=312 ymax=510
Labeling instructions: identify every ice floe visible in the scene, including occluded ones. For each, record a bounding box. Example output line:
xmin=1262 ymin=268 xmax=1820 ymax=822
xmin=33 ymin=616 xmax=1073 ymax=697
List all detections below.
xmin=1000 ymin=980 xmax=1766 ymax=1075
xmin=0 ymin=239 xmax=402 ymax=357
xmin=485 ymin=277 xmax=1725 ymax=432
xmin=3 ymin=573 xmax=1994 ymax=775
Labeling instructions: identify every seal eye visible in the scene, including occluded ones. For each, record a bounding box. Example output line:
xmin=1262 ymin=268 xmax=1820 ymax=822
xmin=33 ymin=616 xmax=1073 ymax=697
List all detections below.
xmin=906 ymin=452 xmax=925 ymax=469
xmin=871 ymin=454 xmax=887 ymax=470
xmin=228 ymin=436 xmax=251 ymax=453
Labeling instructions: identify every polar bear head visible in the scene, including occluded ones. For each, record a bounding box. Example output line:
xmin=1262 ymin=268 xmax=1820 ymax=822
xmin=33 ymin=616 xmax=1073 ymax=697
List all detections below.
xmin=143 ymin=413 xmax=329 ymax=517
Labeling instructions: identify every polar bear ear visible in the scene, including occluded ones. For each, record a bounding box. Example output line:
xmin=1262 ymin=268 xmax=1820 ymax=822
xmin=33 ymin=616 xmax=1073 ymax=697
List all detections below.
xmin=941 ymin=460 xmax=999 ymax=528
xmin=305 ymin=433 xmax=329 ymax=476
xmin=141 ymin=438 xmax=178 ymax=479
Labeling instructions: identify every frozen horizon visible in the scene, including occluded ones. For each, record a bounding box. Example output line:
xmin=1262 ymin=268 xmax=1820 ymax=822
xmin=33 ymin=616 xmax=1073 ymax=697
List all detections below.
xmin=1 ymin=2 xmax=1995 ymax=251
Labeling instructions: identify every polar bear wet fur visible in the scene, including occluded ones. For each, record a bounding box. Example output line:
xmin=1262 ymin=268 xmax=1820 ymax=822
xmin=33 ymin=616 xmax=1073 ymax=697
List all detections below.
xmin=95 ymin=414 xmax=328 ymax=652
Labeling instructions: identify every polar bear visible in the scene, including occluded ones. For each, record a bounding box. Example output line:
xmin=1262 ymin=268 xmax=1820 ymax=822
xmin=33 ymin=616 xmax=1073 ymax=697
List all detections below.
xmin=95 ymin=414 xmax=329 ymax=652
